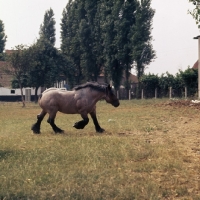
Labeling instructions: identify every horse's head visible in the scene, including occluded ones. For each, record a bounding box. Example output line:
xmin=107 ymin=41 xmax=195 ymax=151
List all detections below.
xmin=105 ymin=84 xmax=120 ymax=107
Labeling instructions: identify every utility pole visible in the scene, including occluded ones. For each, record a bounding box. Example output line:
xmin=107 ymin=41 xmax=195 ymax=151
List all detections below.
xmin=194 ymin=35 xmax=200 ymax=99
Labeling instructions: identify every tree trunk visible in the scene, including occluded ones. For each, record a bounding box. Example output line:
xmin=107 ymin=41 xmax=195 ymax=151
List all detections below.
xmin=19 ymin=80 xmax=25 ymax=107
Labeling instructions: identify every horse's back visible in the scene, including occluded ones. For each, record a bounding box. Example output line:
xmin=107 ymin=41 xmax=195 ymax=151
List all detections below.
xmin=39 ymin=88 xmax=77 ymax=113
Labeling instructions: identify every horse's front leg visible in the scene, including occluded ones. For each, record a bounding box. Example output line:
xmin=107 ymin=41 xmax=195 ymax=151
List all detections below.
xmin=90 ymin=110 xmax=105 ymax=133
xmin=73 ymin=114 xmax=89 ymax=129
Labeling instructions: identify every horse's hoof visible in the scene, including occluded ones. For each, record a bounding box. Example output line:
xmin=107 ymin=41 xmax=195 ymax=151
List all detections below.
xmin=57 ymin=130 xmax=64 ymax=134
xmin=96 ymin=128 xmax=105 ymax=133
xmin=54 ymin=129 xmax=64 ymax=134
xmin=73 ymin=123 xmax=84 ymax=129
xmin=33 ymin=131 xmax=41 ymax=134
xmin=31 ymin=125 xmax=41 ymax=134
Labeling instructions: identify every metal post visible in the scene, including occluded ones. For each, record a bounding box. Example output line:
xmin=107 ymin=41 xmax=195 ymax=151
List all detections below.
xmin=193 ymin=35 xmax=200 ymax=99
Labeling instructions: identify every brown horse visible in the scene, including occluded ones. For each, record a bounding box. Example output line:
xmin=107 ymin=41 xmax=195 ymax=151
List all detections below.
xmin=31 ymin=82 xmax=120 ymax=134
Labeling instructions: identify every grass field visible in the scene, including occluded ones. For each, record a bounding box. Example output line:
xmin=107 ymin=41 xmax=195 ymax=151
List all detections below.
xmin=0 ymin=99 xmax=200 ymax=199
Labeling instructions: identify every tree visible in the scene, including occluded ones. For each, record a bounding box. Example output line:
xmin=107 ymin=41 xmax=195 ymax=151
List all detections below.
xmin=28 ymin=38 xmax=61 ymax=102
xmin=79 ymin=0 xmax=104 ymax=82
xmin=131 ymin=0 xmax=155 ymax=80
xmin=179 ymin=67 xmax=198 ymax=96
xmin=27 ymin=8 xmax=62 ymax=102
xmin=39 ymin=8 xmax=56 ymax=45
xmin=189 ymin=0 xmax=200 ymax=28
xmin=0 ymin=19 xmax=7 ymax=60
xmin=61 ymin=0 xmax=155 ymax=90
xmin=113 ymin=0 xmax=139 ymax=93
xmin=100 ymin=0 xmax=124 ymax=90
xmin=61 ymin=0 xmax=84 ymax=87
xmin=5 ymin=45 xmax=30 ymax=107
xmin=61 ymin=0 xmax=105 ymax=86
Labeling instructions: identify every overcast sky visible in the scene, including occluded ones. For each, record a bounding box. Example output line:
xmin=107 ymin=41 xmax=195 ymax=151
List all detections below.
xmin=0 ymin=0 xmax=199 ymax=75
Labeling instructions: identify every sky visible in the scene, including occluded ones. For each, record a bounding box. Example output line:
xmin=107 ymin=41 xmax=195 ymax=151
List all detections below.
xmin=0 ymin=0 xmax=199 ymax=76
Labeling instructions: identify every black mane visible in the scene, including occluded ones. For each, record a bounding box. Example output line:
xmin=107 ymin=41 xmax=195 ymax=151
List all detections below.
xmin=73 ymin=82 xmax=107 ymax=92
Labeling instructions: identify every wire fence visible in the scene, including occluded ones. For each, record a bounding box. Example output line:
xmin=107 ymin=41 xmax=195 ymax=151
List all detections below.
xmin=116 ymin=87 xmax=198 ymax=100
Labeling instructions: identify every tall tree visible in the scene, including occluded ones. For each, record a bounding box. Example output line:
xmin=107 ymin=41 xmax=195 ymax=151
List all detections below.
xmin=61 ymin=0 xmax=84 ymax=87
xmin=101 ymin=0 xmax=123 ymax=89
xmin=28 ymin=8 xmax=60 ymax=101
xmin=114 ymin=0 xmax=139 ymax=92
xmin=39 ymin=8 xmax=56 ymax=45
xmin=80 ymin=0 xmax=104 ymax=82
xmin=0 ymin=19 xmax=7 ymax=60
xmin=61 ymin=0 xmax=105 ymax=86
xmin=131 ymin=0 xmax=155 ymax=80
xmin=61 ymin=0 xmax=155 ymax=90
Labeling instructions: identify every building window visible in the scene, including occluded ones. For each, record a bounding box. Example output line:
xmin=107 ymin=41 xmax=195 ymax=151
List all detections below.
xmin=11 ymin=90 xmax=15 ymax=94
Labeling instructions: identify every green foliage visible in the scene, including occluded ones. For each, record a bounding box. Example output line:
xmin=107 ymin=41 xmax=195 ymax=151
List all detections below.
xmin=131 ymin=0 xmax=156 ymax=79
xmin=5 ymin=45 xmax=31 ymax=82
xmin=39 ymin=8 xmax=56 ymax=45
xmin=179 ymin=68 xmax=198 ymax=96
xmin=0 ymin=19 xmax=7 ymax=60
xmin=140 ymin=68 xmax=198 ymax=98
xmin=101 ymin=0 xmax=125 ymax=89
xmin=5 ymin=45 xmax=31 ymax=106
xmin=141 ymin=73 xmax=159 ymax=98
xmin=27 ymin=8 xmax=64 ymax=101
xmin=61 ymin=0 xmax=155 ymax=89
xmin=188 ymin=0 xmax=200 ymax=28
xmin=28 ymin=38 xmax=61 ymax=88
xmin=11 ymin=75 xmax=29 ymax=88
xmin=61 ymin=0 xmax=84 ymax=87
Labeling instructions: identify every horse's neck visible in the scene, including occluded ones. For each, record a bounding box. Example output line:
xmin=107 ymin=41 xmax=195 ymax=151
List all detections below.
xmin=90 ymin=90 xmax=105 ymax=102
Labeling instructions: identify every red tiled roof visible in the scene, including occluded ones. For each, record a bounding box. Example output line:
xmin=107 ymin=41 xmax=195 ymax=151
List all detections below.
xmin=192 ymin=60 xmax=198 ymax=69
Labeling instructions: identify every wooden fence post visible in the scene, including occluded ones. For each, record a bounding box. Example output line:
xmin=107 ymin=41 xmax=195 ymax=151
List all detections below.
xmin=155 ymin=88 xmax=157 ymax=99
xmin=185 ymin=87 xmax=187 ymax=99
xmin=169 ymin=87 xmax=172 ymax=99
xmin=141 ymin=89 xmax=144 ymax=99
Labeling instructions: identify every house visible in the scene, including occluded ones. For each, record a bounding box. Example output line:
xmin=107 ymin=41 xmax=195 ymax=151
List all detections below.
xmin=0 ymin=61 xmax=12 ymax=87
xmin=0 ymin=52 xmax=42 ymax=101
xmin=192 ymin=60 xmax=198 ymax=69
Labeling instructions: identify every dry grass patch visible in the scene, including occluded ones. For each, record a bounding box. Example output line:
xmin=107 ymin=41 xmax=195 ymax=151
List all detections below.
xmin=0 ymin=100 xmax=200 ymax=199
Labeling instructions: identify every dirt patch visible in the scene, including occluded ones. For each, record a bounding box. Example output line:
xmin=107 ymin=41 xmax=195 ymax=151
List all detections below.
xmin=158 ymin=99 xmax=200 ymax=108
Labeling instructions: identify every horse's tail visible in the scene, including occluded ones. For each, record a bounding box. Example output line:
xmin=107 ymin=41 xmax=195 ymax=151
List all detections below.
xmin=38 ymin=93 xmax=43 ymax=105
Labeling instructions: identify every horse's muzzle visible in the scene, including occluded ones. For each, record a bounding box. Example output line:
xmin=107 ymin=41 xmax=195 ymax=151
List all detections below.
xmin=112 ymin=101 xmax=120 ymax=107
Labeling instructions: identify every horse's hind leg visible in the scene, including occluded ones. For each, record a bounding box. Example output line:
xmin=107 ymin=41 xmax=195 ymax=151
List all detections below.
xmin=47 ymin=115 xmax=64 ymax=133
xmin=31 ymin=110 xmax=46 ymax=134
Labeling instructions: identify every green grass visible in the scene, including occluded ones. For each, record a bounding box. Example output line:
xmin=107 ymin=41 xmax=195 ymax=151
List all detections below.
xmin=0 ymin=100 xmax=200 ymax=199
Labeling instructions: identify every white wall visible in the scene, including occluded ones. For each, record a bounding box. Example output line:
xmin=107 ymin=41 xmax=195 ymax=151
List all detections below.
xmin=0 ymin=87 xmax=42 ymax=96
